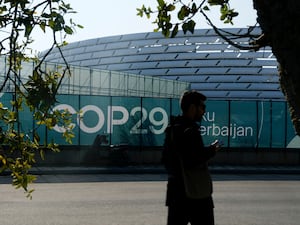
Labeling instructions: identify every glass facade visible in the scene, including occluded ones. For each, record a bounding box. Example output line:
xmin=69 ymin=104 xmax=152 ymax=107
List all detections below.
xmin=0 ymin=56 xmax=190 ymax=98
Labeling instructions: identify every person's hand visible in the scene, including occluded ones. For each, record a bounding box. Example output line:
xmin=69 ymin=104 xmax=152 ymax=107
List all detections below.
xmin=210 ymin=140 xmax=223 ymax=151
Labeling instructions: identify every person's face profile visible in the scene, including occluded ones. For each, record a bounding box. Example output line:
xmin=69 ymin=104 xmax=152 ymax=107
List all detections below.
xmin=191 ymin=102 xmax=205 ymax=122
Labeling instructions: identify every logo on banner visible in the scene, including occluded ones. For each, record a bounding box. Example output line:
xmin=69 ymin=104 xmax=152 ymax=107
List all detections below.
xmin=52 ymin=104 xmax=168 ymax=135
xmin=201 ymin=112 xmax=254 ymax=139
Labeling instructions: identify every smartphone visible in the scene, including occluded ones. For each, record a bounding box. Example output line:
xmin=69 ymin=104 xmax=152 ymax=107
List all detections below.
xmin=212 ymin=139 xmax=224 ymax=147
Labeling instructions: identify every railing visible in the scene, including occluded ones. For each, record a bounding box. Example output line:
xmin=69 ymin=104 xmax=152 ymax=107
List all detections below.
xmin=0 ymin=56 xmax=190 ymax=98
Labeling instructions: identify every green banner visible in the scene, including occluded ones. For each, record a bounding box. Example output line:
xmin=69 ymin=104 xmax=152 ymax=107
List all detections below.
xmin=1 ymin=93 xmax=298 ymax=149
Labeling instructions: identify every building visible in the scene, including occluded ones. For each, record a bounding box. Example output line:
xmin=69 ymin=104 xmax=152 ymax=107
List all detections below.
xmin=44 ymin=27 xmax=282 ymax=100
xmin=2 ymin=27 xmax=298 ymax=166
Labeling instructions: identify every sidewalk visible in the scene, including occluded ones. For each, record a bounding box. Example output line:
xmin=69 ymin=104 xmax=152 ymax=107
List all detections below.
xmin=1 ymin=165 xmax=300 ymax=176
xmin=26 ymin=164 xmax=300 ymax=175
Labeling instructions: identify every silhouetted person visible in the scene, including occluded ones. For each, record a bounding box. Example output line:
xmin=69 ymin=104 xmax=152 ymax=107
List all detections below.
xmin=163 ymin=90 xmax=221 ymax=225
xmin=93 ymin=134 xmax=108 ymax=147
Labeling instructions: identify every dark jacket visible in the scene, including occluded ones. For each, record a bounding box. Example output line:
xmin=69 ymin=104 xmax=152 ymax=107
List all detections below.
xmin=163 ymin=115 xmax=216 ymax=206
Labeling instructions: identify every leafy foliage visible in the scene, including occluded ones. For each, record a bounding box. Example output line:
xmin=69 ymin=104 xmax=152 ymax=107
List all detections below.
xmin=138 ymin=1 xmax=261 ymax=55
xmin=137 ymin=0 xmax=239 ymax=38
xmin=138 ymin=0 xmax=300 ymax=137
xmin=0 ymin=0 xmax=81 ymax=198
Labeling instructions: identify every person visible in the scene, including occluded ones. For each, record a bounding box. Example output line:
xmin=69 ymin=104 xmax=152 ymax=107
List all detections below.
xmin=162 ymin=90 xmax=221 ymax=225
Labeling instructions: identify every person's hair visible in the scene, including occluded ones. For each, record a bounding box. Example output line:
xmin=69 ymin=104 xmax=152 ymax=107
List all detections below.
xmin=180 ymin=90 xmax=207 ymax=113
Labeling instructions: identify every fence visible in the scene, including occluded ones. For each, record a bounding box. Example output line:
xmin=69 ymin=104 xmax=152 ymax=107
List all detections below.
xmin=0 ymin=56 xmax=190 ymax=98
xmin=1 ymin=92 xmax=297 ymax=149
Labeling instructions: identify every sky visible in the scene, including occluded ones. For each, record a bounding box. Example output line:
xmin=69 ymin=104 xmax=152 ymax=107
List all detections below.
xmin=31 ymin=0 xmax=258 ymax=53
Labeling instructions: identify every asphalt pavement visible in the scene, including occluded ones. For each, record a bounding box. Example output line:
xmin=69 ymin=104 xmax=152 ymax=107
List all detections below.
xmin=1 ymin=173 xmax=300 ymax=225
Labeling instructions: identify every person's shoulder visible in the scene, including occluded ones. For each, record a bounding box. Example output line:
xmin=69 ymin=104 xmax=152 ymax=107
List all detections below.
xmin=182 ymin=120 xmax=199 ymax=135
xmin=171 ymin=116 xmax=198 ymax=133
xmin=166 ymin=115 xmax=184 ymax=134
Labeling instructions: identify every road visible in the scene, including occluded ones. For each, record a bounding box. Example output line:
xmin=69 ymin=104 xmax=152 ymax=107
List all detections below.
xmin=1 ymin=174 xmax=300 ymax=225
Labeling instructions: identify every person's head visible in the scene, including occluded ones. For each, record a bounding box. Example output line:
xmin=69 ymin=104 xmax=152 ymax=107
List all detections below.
xmin=180 ymin=90 xmax=206 ymax=121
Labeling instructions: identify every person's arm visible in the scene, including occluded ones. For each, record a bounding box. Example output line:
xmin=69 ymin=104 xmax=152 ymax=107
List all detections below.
xmin=180 ymin=126 xmax=216 ymax=168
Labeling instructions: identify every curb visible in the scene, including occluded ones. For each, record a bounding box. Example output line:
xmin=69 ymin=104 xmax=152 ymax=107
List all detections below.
xmin=1 ymin=166 xmax=300 ymax=176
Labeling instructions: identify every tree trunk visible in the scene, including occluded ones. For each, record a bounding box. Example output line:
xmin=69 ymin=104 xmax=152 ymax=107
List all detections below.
xmin=253 ymin=0 xmax=300 ymax=135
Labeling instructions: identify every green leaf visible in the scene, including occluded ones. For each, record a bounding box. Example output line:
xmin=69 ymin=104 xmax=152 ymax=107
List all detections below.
xmin=171 ymin=24 xmax=179 ymax=38
xmin=208 ymin=0 xmax=225 ymax=6
xmin=220 ymin=14 xmax=226 ymax=21
xmin=157 ymin=0 xmax=165 ymax=8
xmin=64 ymin=25 xmax=73 ymax=34
xmin=178 ymin=6 xmax=189 ymax=20
xmin=40 ymin=149 xmax=45 ymax=160
xmin=39 ymin=21 xmax=46 ymax=33
xmin=232 ymin=12 xmax=239 ymax=17
xmin=182 ymin=23 xmax=188 ymax=34
xmin=187 ymin=20 xmax=196 ymax=33
xmin=166 ymin=4 xmax=175 ymax=12
xmin=136 ymin=7 xmax=144 ymax=17
xmin=24 ymin=23 xmax=33 ymax=37
xmin=48 ymin=20 xmax=55 ymax=29
xmin=191 ymin=3 xmax=197 ymax=13
xmin=162 ymin=28 xmax=170 ymax=38
xmin=203 ymin=6 xmax=210 ymax=11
